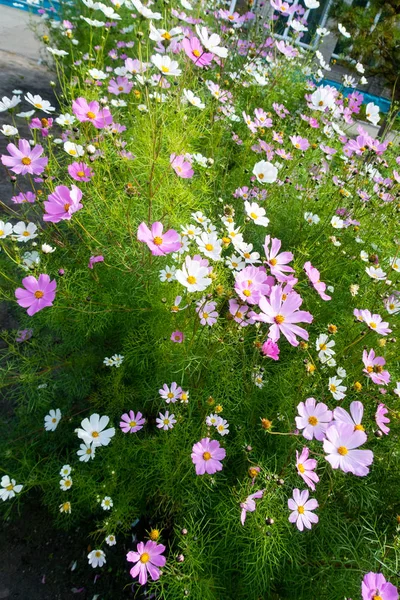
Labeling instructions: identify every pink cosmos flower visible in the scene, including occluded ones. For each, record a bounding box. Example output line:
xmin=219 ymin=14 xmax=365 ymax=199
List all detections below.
xmin=11 ymin=191 xmax=36 ymax=204
xmin=159 ymin=382 xmax=182 ymax=403
xmin=362 ymin=349 xmax=391 ymax=385
xmin=196 ymin=300 xmax=218 ymax=325
xmin=30 ymin=117 xmax=53 ymax=137
xmin=15 ymin=274 xmax=57 ymax=316
xmin=182 ymin=36 xmax=213 ymax=67
xmin=72 ymin=97 xmax=113 ymax=129
xmin=354 ymin=309 xmax=392 ymax=336
xmin=120 ymin=410 xmax=146 ymax=433
xmin=361 ymin=572 xmax=398 ymax=600
xmin=88 ymin=255 xmax=104 ymax=269
xmin=191 ymin=438 xmax=226 ymax=475
xmin=16 ymin=328 xmax=33 ymax=342
xmin=228 ymin=299 xmax=254 ymax=327
xmin=234 ymin=266 xmax=272 ymax=305
xmin=170 ymin=153 xmax=194 ymax=179
xmin=288 ymin=489 xmax=318 ymax=532
xmin=240 ymin=489 xmax=264 ymax=525
xmin=261 ymin=339 xmax=280 ymax=360
xmin=256 ymin=285 xmax=313 ymax=346
xmin=126 ymin=541 xmax=166 ymax=585
xmin=334 ymin=401 xmax=365 ymax=431
xmin=68 ymin=161 xmax=94 ymax=182
xmin=1 ymin=139 xmax=48 ymax=175
xmin=290 ymin=135 xmax=310 ymax=151
xmin=137 ymin=222 xmax=181 ymax=256
xmin=43 ymin=185 xmax=83 ymax=223
xmin=107 ymin=76 xmax=133 ymax=95
xmin=296 ymin=397 xmax=332 ymax=441
xmin=323 ymin=422 xmax=373 ymax=476
xmin=263 ymin=235 xmax=294 ymax=282
xmin=171 ymin=330 xmax=184 ymax=343
xmin=296 ymin=447 xmax=319 ymax=491
xmin=303 ymin=261 xmax=331 ymax=301
xmin=375 ymin=403 xmax=390 ymax=435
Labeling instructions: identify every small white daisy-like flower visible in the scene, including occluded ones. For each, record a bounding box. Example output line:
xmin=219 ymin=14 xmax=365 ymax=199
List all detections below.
xmin=59 ymin=465 xmax=71 ymax=477
xmin=105 ymin=534 xmax=117 ymax=546
xmin=44 ymin=408 xmax=62 ymax=431
xmin=101 ymin=496 xmax=113 ymax=510
xmin=60 ymin=476 xmax=73 ymax=491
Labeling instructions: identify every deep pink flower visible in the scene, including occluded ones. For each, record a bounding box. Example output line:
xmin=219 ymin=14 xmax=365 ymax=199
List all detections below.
xmin=288 ymin=489 xmax=318 ymax=532
xmin=171 ymin=330 xmax=184 ymax=343
xmin=1 ymin=139 xmax=48 ymax=175
xmin=107 ymin=76 xmax=133 ymax=95
xmin=72 ymin=97 xmax=113 ymax=129
xmin=362 ymin=349 xmax=390 ymax=385
xmin=304 ymin=261 xmax=331 ymax=301
xmin=88 ymin=255 xmax=104 ymax=269
xmin=182 ymin=36 xmax=213 ymax=67
xmin=43 ymin=185 xmax=83 ymax=223
xmin=120 ymin=410 xmax=146 ymax=433
xmin=11 ymin=191 xmax=36 ymax=204
xmin=127 ymin=540 xmax=166 ymax=585
xmin=263 ymin=235 xmax=294 ymax=282
xmin=68 ymin=161 xmax=94 ymax=182
xmin=191 ymin=437 xmax=226 ymax=475
xmin=334 ymin=401 xmax=364 ymax=431
xmin=137 ymin=222 xmax=181 ymax=256
xmin=296 ymin=397 xmax=332 ymax=441
xmin=323 ymin=422 xmax=373 ymax=476
xmin=296 ymin=447 xmax=319 ymax=491
xmin=261 ymin=339 xmax=280 ymax=360
xmin=15 ymin=274 xmax=56 ymax=316
xmin=362 ymin=572 xmax=398 ymax=600
xmin=170 ymin=153 xmax=194 ymax=179
xmin=29 ymin=117 xmax=53 ymax=137
xmin=256 ymin=285 xmax=313 ymax=346
xmin=240 ymin=489 xmax=264 ymax=525
xmin=375 ymin=403 xmax=390 ymax=435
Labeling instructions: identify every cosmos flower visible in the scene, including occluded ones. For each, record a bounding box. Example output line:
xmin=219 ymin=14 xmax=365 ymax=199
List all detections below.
xmin=156 ymin=411 xmax=176 ymax=430
xmin=120 ymin=410 xmax=146 ymax=433
xmin=88 ymin=550 xmax=106 ymax=568
xmin=362 ymin=349 xmax=390 ymax=385
xmin=170 ymin=153 xmax=194 ymax=178
xmin=296 ymin=397 xmax=332 ymax=441
xmin=159 ymin=382 xmax=183 ymax=403
xmin=127 ymin=540 xmax=166 ymax=585
xmin=323 ymin=422 xmax=373 ymax=476
xmin=354 ymin=309 xmax=392 ymax=336
xmin=304 ymin=261 xmax=331 ymax=301
xmin=72 ymin=97 xmax=113 ymax=128
xmin=137 ymin=222 xmax=181 ymax=256
xmin=288 ymin=489 xmax=318 ymax=531
xmin=175 ymin=255 xmax=212 ymax=292
xmin=68 ymin=161 xmax=94 ymax=182
xmin=296 ymin=447 xmax=319 ymax=491
xmin=1 ymin=139 xmax=48 ymax=175
xmin=375 ymin=404 xmax=390 ymax=435
xmin=43 ymin=185 xmax=83 ymax=223
xmin=88 ymin=255 xmax=104 ymax=269
xmin=191 ymin=438 xmax=226 ymax=475
xmin=76 ymin=414 xmax=115 ymax=447
xmin=0 ymin=475 xmax=23 ymax=501
xmin=252 ymin=160 xmax=278 ymax=184
xmin=15 ymin=274 xmax=57 ymax=316
xmin=44 ymin=408 xmax=62 ymax=431
xmin=261 ymin=339 xmax=280 ymax=360
xmin=264 ymin=235 xmax=294 ymax=281
xmin=171 ymin=330 xmax=184 ymax=343
xmin=333 ymin=401 xmax=364 ymax=431
xmin=361 ymin=572 xmax=398 ymax=600
xmin=182 ymin=37 xmax=213 ymax=67
xmin=240 ymin=489 xmax=264 ymax=525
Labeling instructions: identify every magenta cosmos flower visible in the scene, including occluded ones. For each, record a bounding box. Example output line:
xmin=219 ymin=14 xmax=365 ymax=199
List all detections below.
xmin=240 ymin=489 xmax=264 ymax=525
xmin=1 ymin=139 xmax=48 ymax=175
xmin=191 ymin=438 xmax=226 ymax=475
xmin=375 ymin=403 xmax=390 ymax=435
xmin=323 ymin=422 xmax=373 ymax=476
xmin=72 ymin=97 xmax=113 ymax=129
xmin=256 ymin=285 xmax=313 ymax=346
xmin=288 ymin=489 xmax=318 ymax=532
xmin=261 ymin=339 xmax=280 ymax=360
xmin=88 ymin=255 xmax=104 ymax=269
xmin=15 ymin=274 xmax=56 ymax=316
xmin=296 ymin=447 xmax=319 ymax=491
xmin=361 ymin=572 xmax=398 ymax=600
xmin=182 ymin=36 xmax=213 ymax=67
xmin=303 ymin=261 xmax=331 ymax=301
xmin=137 ymin=222 xmax=181 ymax=256
xmin=362 ymin=349 xmax=390 ymax=385
xmin=170 ymin=153 xmax=194 ymax=179
xmin=295 ymin=397 xmax=332 ymax=441
xmin=127 ymin=540 xmax=166 ymax=585
xmin=171 ymin=330 xmax=184 ymax=343
xmin=263 ymin=235 xmax=294 ymax=282
xmin=68 ymin=161 xmax=94 ymax=182
xmin=43 ymin=185 xmax=83 ymax=223
xmin=120 ymin=410 xmax=146 ymax=433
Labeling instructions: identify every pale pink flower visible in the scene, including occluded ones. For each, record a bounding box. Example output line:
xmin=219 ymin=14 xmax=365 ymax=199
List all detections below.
xmin=288 ymin=489 xmax=318 ymax=531
xmin=170 ymin=153 xmax=193 ymax=178
xmin=323 ymin=422 xmax=373 ymax=476
xmin=296 ymin=397 xmax=332 ymax=441
xmin=375 ymin=403 xmax=390 ymax=435
xmin=240 ymin=489 xmax=264 ymax=525
xmin=362 ymin=349 xmax=390 ymax=385
xmin=263 ymin=235 xmax=294 ymax=282
xmin=296 ymin=447 xmax=319 ymax=491
xmin=304 ymin=261 xmax=331 ymax=301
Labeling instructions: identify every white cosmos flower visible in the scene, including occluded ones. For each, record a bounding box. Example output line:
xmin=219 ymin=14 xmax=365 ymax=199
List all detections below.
xmin=365 ymin=102 xmax=380 ymax=126
xmin=338 ymin=23 xmax=351 ymax=38
xmin=13 ymin=221 xmax=38 ymax=243
xmin=76 ymin=413 xmax=116 ymax=447
xmin=25 ymin=93 xmax=55 ymax=114
xmin=0 ymin=475 xmax=23 ymax=501
xmin=196 ymin=232 xmax=222 ymax=261
xmin=60 ymin=465 xmax=71 ymax=477
xmin=1 ymin=124 xmax=18 ymax=136
xmin=356 ymin=62 xmax=364 ymax=74
xmin=55 ymin=113 xmax=76 ymax=127
xmin=105 ymin=534 xmax=117 ymax=546
xmin=64 ymin=142 xmax=85 ymax=157
xmin=183 ymin=89 xmax=205 ymax=109
xmin=44 ymin=408 xmax=62 ymax=431
xmin=304 ymin=0 xmax=319 ymax=7
xmin=252 ymin=160 xmax=278 ymax=184
xmin=328 ymin=376 xmax=347 ymax=400
xmin=316 ymin=334 xmax=335 ymax=362
xmin=0 ymin=95 xmax=21 ymax=112
xmin=88 ymin=550 xmax=106 ymax=568
xmin=366 ymin=266 xmax=386 ymax=280
xmin=195 ymin=25 xmax=228 ymax=58
xmin=304 ymin=212 xmax=320 ymax=225
xmin=130 ymin=0 xmax=162 ymax=19
xmin=0 ymin=221 xmax=13 ymax=238
xmin=42 ymin=243 xmax=56 ymax=253
xmin=244 ymin=201 xmax=270 ymax=227
xmin=47 ymin=47 xmax=69 ymax=56
xmin=159 ymin=265 xmax=176 ymax=282
xmin=149 ymin=22 xmax=182 ymax=42
xmin=330 ymin=216 xmax=344 ymax=229
xmin=316 ymin=27 xmax=330 ymax=37
xmin=175 ymin=255 xmax=212 ymax=292
xmin=88 ymin=68 xmax=108 ymax=80
xmin=81 ymin=16 xmax=106 ymax=26
xmin=77 ymin=443 xmax=96 ymax=462
xmin=310 ymin=86 xmax=336 ymax=111
xmin=150 ymin=54 xmax=182 ymax=76
xmin=22 ymin=251 xmax=40 ymax=270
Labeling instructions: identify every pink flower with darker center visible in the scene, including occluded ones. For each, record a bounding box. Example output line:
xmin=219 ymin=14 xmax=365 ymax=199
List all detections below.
xmin=15 ymin=274 xmax=57 ymax=316
xmin=30 ymin=117 xmax=53 ymax=137
xmin=323 ymin=422 xmax=373 ymax=476
xmin=43 ymin=185 xmax=83 ymax=223
xmin=127 ymin=541 xmax=166 ymax=585
xmin=120 ymin=410 xmax=146 ymax=433
xmin=362 ymin=348 xmax=391 ymax=385
xmin=72 ymin=97 xmax=113 ymax=129
xmin=182 ymin=36 xmax=213 ymax=67
xmin=304 ymin=261 xmax=331 ymax=301
xmin=263 ymin=235 xmax=294 ymax=282
xmin=171 ymin=330 xmax=184 ymax=343
xmin=362 ymin=571 xmax=398 ymax=600
xmin=296 ymin=397 xmax=332 ymax=441
xmin=137 ymin=222 xmax=181 ymax=256
xmin=191 ymin=437 xmax=226 ymax=475
xmin=170 ymin=153 xmax=194 ymax=179
xmin=1 ymin=139 xmax=48 ymax=175
xmin=295 ymin=447 xmax=319 ymax=491
xmin=375 ymin=403 xmax=390 ymax=435
xmin=68 ymin=161 xmax=94 ymax=182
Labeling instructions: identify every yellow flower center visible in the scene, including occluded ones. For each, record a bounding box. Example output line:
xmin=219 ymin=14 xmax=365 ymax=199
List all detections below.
xmin=187 ymin=276 xmax=196 ymax=285
xmin=0 ymin=230 xmax=3 ymax=236
xmin=243 ymin=289 xmax=251 ymax=297
xmin=269 ymin=258 xmax=277 ymax=266
xmin=95 ymin=551 xmax=102 ymax=557
xmin=92 ymin=431 xmax=99 ymax=438
xmin=298 ymin=463 xmax=305 ymax=473
xmin=373 ymin=596 xmax=383 ymax=600
xmin=23 ymin=231 xmax=30 ymax=236
xmin=203 ymin=451 xmax=211 ymax=460
xmin=63 ymin=502 xmax=70 ymax=511
xmin=34 ymin=102 xmax=43 ymax=108
xmin=69 ymin=149 xmax=77 ymax=155
xmin=64 ymin=203 xmax=71 ymax=212
xmin=153 ymin=236 xmax=163 ymax=246
xmin=34 ymin=290 xmax=44 ymax=299
xmin=118 ymin=86 xmax=124 ymax=91
xmin=338 ymin=446 xmax=348 ymax=456
xmin=64 ymin=480 xmax=71 ymax=487
xmin=6 ymin=484 xmax=14 ymax=491
xmin=244 ymin=252 xmax=250 ymax=259
xmin=87 ymin=111 xmax=96 ymax=119
xmin=308 ymin=416 xmax=318 ymax=426
xmin=129 ymin=421 xmax=137 ymax=428
xmin=163 ymin=419 xmax=170 ymax=425
xmin=354 ymin=424 xmax=364 ymax=431
xmin=318 ymin=100 xmax=324 ymax=106
xmin=193 ymin=49 xmax=201 ymax=57
xmin=167 ymin=392 xmax=174 ymax=398
xmin=298 ymin=505 xmax=305 ymax=514
xmin=330 ymin=384 xmax=337 ymax=392
xmin=140 ymin=552 xmax=150 ymax=563
xmin=250 ymin=212 xmax=258 ymax=219
xmin=161 ymin=66 xmax=170 ymax=73
xmin=22 ymin=157 xmax=32 ymax=165
xmin=205 ymin=244 xmax=214 ymax=251
xmin=52 ymin=417 xmax=57 ymax=423
xmin=369 ymin=322 xmax=377 ymax=328
xmin=162 ymin=31 xmax=171 ymax=40
xmin=319 ymin=343 xmax=327 ymax=351
xmin=274 ymin=314 xmax=285 ymax=324
xmin=86 ymin=448 xmax=92 ymax=454
xmin=203 ymin=312 xmax=209 ymax=319
xmin=77 ymin=170 xmax=85 ymax=177
xmin=258 ymin=173 xmax=264 ymax=179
